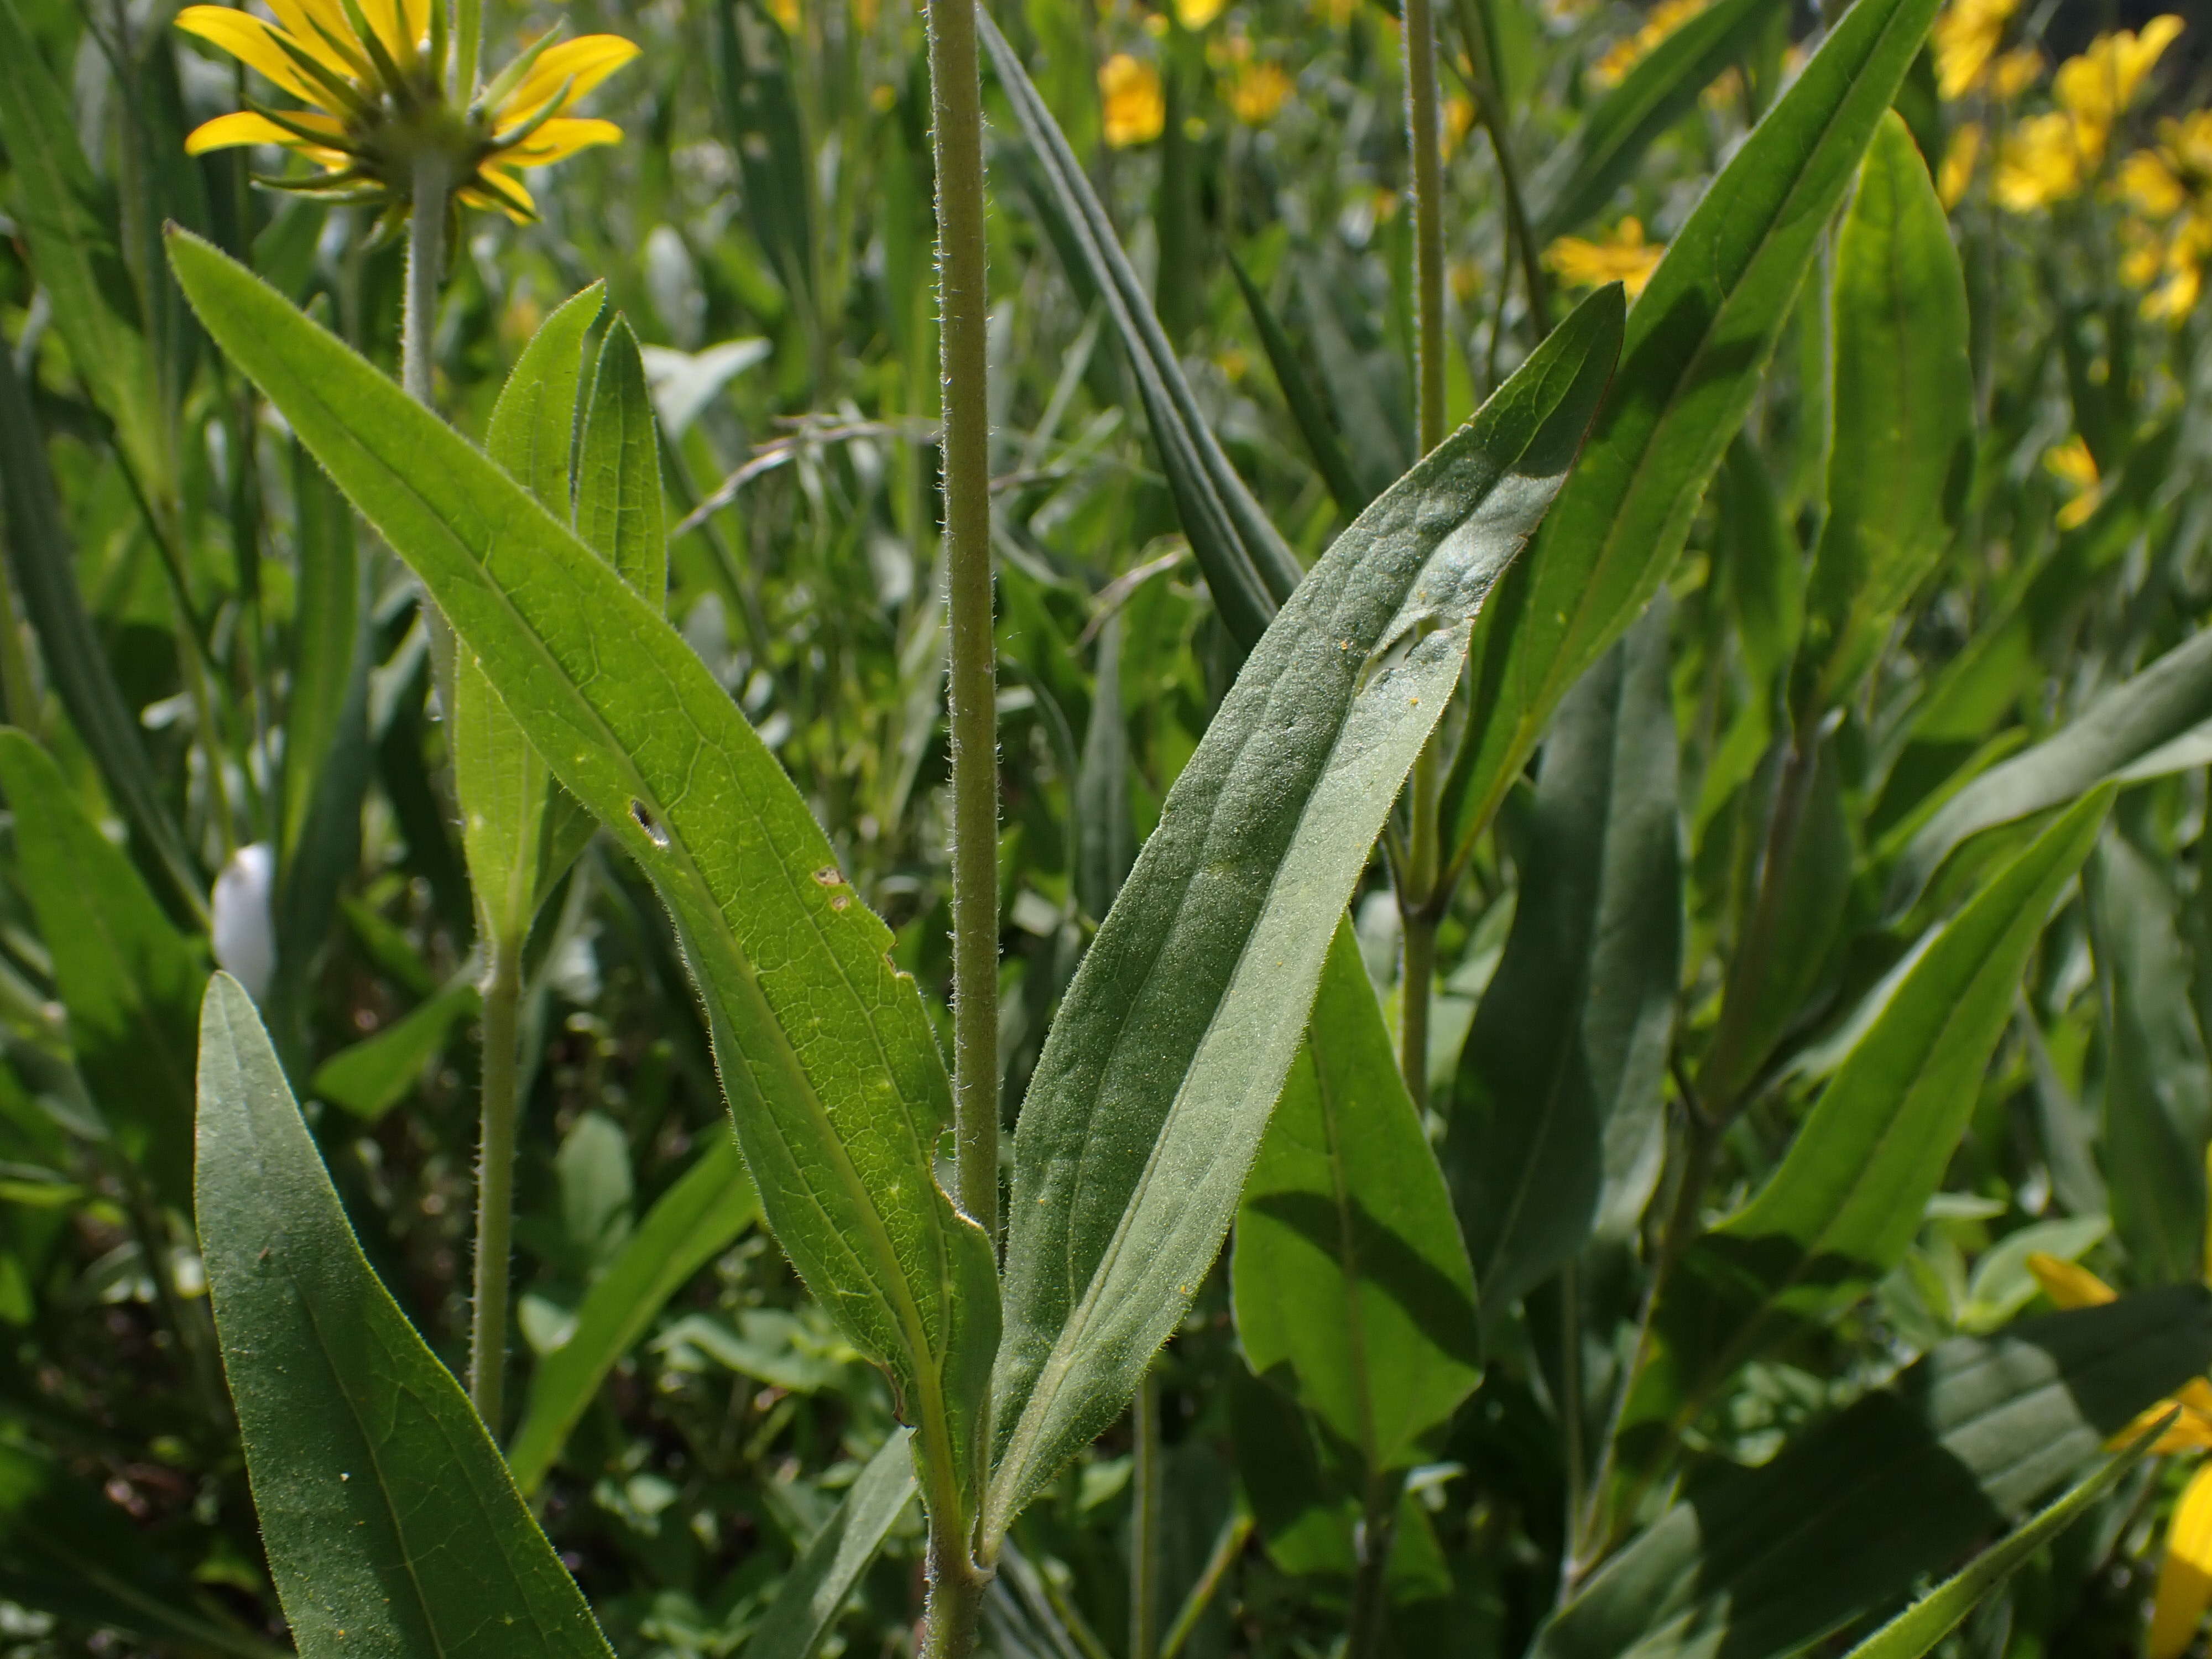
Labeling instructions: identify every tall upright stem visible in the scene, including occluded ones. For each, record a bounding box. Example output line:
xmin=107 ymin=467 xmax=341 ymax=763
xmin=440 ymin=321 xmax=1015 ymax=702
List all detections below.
xmin=925 ymin=0 xmax=995 ymax=1649
xmin=402 ymin=155 xmax=448 ymax=407
xmin=928 ymin=0 xmax=999 ymax=1253
xmin=1399 ymin=0 xmax=1446 ymax=1112
xmin=467 ymin=933 xmax=523 ymax=1431
xmin=1130 ymin=1366 xmax=1163 ymax=1659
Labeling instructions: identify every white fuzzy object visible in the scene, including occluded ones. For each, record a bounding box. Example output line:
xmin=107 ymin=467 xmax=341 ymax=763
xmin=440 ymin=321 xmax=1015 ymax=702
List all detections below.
xmin=211 ymin=842 xmax=277 ymax=1001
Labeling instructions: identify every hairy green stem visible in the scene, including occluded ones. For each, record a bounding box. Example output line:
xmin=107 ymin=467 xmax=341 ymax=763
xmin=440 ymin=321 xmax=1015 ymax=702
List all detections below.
xmin=928 ymin=0 xmax=999 ymax=1254
xmin=402 ymin=154 xmax=448 ymax=407
xmin=1346 ymin=1475 xmax=1404 ymax=1659
xmin=924 ymin=0 xmax=995 ymax=1644
xmin=1398 ymin=0 xmax=1446 ymax=1109
xmin=1131 ymin=1366 xmax=1162 ymax=1659
xmin=467 ymin=934 xmax=524 ymax=1432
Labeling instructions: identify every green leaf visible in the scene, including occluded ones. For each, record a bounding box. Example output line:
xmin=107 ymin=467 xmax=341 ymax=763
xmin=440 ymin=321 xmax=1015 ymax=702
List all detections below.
xmin=0 ymin=319 xmax=203 ymax=925
xmin=987 ymin=285 xmax=1624 ymax=1543
xmin=508 ymin=1130 xmax=760 ymax=1494
xmin=1796 ymin=112 xmax=1974 ymax=716
xmin=1886 ymin=628 xmax=2212 ymax=917
xmin=744 ymin=1430 xmax=917 ymax=1659
xmin=457 ymin=283 xmax=607 ymax=945
xmin=1837 ymin=1416 xmax=2164 ymax=1659
xmin=0 ymin=1438 xmax=286 ymax=1659
xmin=2088 ymin=832 xmax=2211 ymax=1287
xmin=194 ymin=972 xmax=614 ymax=1657
xmin=1452 ymin=596 xmax=1679 ymax=1323
xmin=981 ymin=13 xmax=1302 ymax=650
xmin=1074 ymin=614 xmax=1135 ymax=926
xmin=1535 ymin=1288 xmax=2212 ymax=1659
xmin=1233 ymin=921 xmax=1480 ymax=1478
xmin=309 ymin=975 xmax=482 ymax=1122
xmin=536 ymin=316 xmax=671 ymax=894
xmin=167 ymin=229 xmax=999 ymax=1525
xmin=1446 ymin=0 xmax=1945 ymax=868
xmin=0 ymin=730 xmax=204 ymax=1201
xmin=1615 ymin=785 xmax=2112 ymax=1489
xmin=1227 ymin=251 xmax=1370 ymax=519
xmin=0 ymin=0 xmax=173 ymax=502
xmin=576 ymin=317 xmax=668 ymax=604
xmin=1528 ymin=0 xmax=1781 ymax=240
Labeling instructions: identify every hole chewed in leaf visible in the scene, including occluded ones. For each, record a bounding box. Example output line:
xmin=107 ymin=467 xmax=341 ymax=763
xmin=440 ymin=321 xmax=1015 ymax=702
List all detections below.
xmin=629 ymin=800 xmax=670 ymax=849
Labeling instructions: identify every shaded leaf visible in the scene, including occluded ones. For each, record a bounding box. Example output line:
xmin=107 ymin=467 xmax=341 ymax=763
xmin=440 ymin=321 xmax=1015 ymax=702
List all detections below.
xmin=745 ymin=1430 xmax=917 ymax=1659
xmin=987 ymin=285 xmax=1624 ymax=1543
xmin=194 ymin=973 xmax=613 ymax=1657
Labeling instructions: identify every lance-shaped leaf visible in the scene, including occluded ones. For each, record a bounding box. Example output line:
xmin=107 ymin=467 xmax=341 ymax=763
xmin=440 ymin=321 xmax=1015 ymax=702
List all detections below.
xmin=1887 ymin=627 xmax=2212 ymax=917
xmin=986 ymin=285 xmax=1625 ymax=1542
xmin=456 ymin=283 xmax=605 ymax=945
xmin=1794 ymin=112 xmax=1974 ymax=717
xmin=1452 ymin=597 xmax=1679 ymax=1327
xmin=1528 ymin=0 xmax=1781 ymax=240
xmin=1614 ymin=786 xmax=2111 ymax=1490
xmin=981 ymin=12 xmax=1301 ymax=650
xmin=1535 ymin=1288 xmax=2212 ymax=1659
xmin=1837 ymin=1416 xmax=2166 ymax=1659
xmin=194 ymin=973 xmax=614 ymax=1657
xmin=1445 ymin=0 xmax=1944 ymax=870
xmin=1233 ymin=921 xmax=1481 ymax=1479
xmin=2088 ymin=833 xmax=2211 ymax=1289
xmin=166 ymin=231 xmax=999 ymax=1522
xmin=508 ymin=1130 xmax=761 ymax=1493
xmin=0 ymin=731 xmax=204 ymax=1202
xmin=0 ymin=319 xmax=202 ymax=924
xmin=747 ymin=1430 xmax=918 ymax=1659
xmin=0 ymin=0 xmax=174 ymax=503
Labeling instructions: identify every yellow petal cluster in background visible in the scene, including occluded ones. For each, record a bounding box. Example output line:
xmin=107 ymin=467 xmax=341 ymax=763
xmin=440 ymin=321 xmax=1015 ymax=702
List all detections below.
xmin=1174 ymin=0 xmax=1229 ymax=28
xmin=2042 ymin=436 xmax=2102 ymax=531
xmin=1932 ymin=0 xmax=2017 ymax=100
xmin=1545 ymin=216 xmax=1663 ymax=296
xmin=2029 ymin=1217 xmax=2212 ymax=1658
xmin=1100 ymin=53 xmax=1166 ymax=148
xmin=2120 ymin=112 xmax=2212 ymax=322
xmin=174 ymin=0 xmax=638 ymax=223
xmin=1590 ymin=0 xmax=1707 ymax=90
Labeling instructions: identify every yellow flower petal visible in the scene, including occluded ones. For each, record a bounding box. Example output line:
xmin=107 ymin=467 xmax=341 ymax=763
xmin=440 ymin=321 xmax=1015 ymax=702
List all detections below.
xmin=1099 ymin=53 xmax=1165 ymax=148
xmin=462 ymin=164 xmax=537 ymax=222
xmin=2025 ymin=1250 xmax=2115 ymax=1309
xmin=499 ymin=117 xmax=622 ymax=166
xmin=1932 ymin=0 xmax=2019 ymax=100
xmin=258 ymin=0 xmax=363 ymax=77
xmin=498 ymin=36 xmax=644 ymax=131
xmin=184 ymin=109 xmax=310 ymax=155
xmin=174 ymin=8 xmax=325 ymax=103
xmin=2152 ymin=1462 xmax=2212 ymax=1659
xmin=1939 ymin=122 xmax=1982 ymax=208
xmin=354 ymin=0 xmax=413 ymax=65
xmin=1546 ymin=217 xmax=1663 ymax=297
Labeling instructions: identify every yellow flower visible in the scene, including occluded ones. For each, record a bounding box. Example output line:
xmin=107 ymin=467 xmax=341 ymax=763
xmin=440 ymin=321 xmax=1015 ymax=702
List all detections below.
xmin=2117 ymin=112 xmax=2212 ymax=324
xmin=2042 ymin=437 xmax=2102 ymax=530
xmin=1545 ymin=216 xmax=1663 ymax=297
xmin=1993 ymin=111 xmax=2098 ymax=211
xmin=174 ymin=0 xmax=638 ymax=223
xmin=1100 ymin=53 xmax=1165 ymax=148
xmin=1228 ymin=60 xmax=1292 ymax=126
xmin=1591 ymin=0 xmax=1707 ymax=90
xmin=1174 ymin=0 xmax=1228 ymax=27
xmin=1443 ymin=93 xmax=1475 ymax=157
xmin=2031 ymin=1252 xmax=2212 ymax=1657
xmin=1932 ymin=0 xmax=2018 ymax=101
xmin=2052 ymin=17 xmax=2184 ymax=145
xmin=1939 ymin=121 xmax=1983 ymax=208
xmin=1987 ymin=44 xmax=2041 ymax=100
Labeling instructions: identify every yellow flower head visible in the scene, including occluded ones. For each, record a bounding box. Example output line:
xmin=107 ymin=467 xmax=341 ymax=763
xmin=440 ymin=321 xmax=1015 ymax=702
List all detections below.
xmin=1545 ymin=216 xmax=1663 ymax=297
xmin=1932 ymin=0 xmax=2018 ymax=101
xmin=1173 ymin=0 xmax=1229 ymax=27
xmin=1993 ymin=109 xmax=2098 ymax=212
xmin=1100 ymin=53 xmax=1166 ymax=148
xmin=2043 ymin=435 xmax=2102 ymax=530
xmin=175 ymin=0 xmax=639 ymax=223
xmin=1591 ymin=0 xmax=1708 ymax=90
xmin=1229 ymin=60 xmax=1293 ymax=126
xmin=2117 ymin=112 xmax=2212 ymax=324
xmin=2052 ymin=16 xmax=2184 ymax=142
